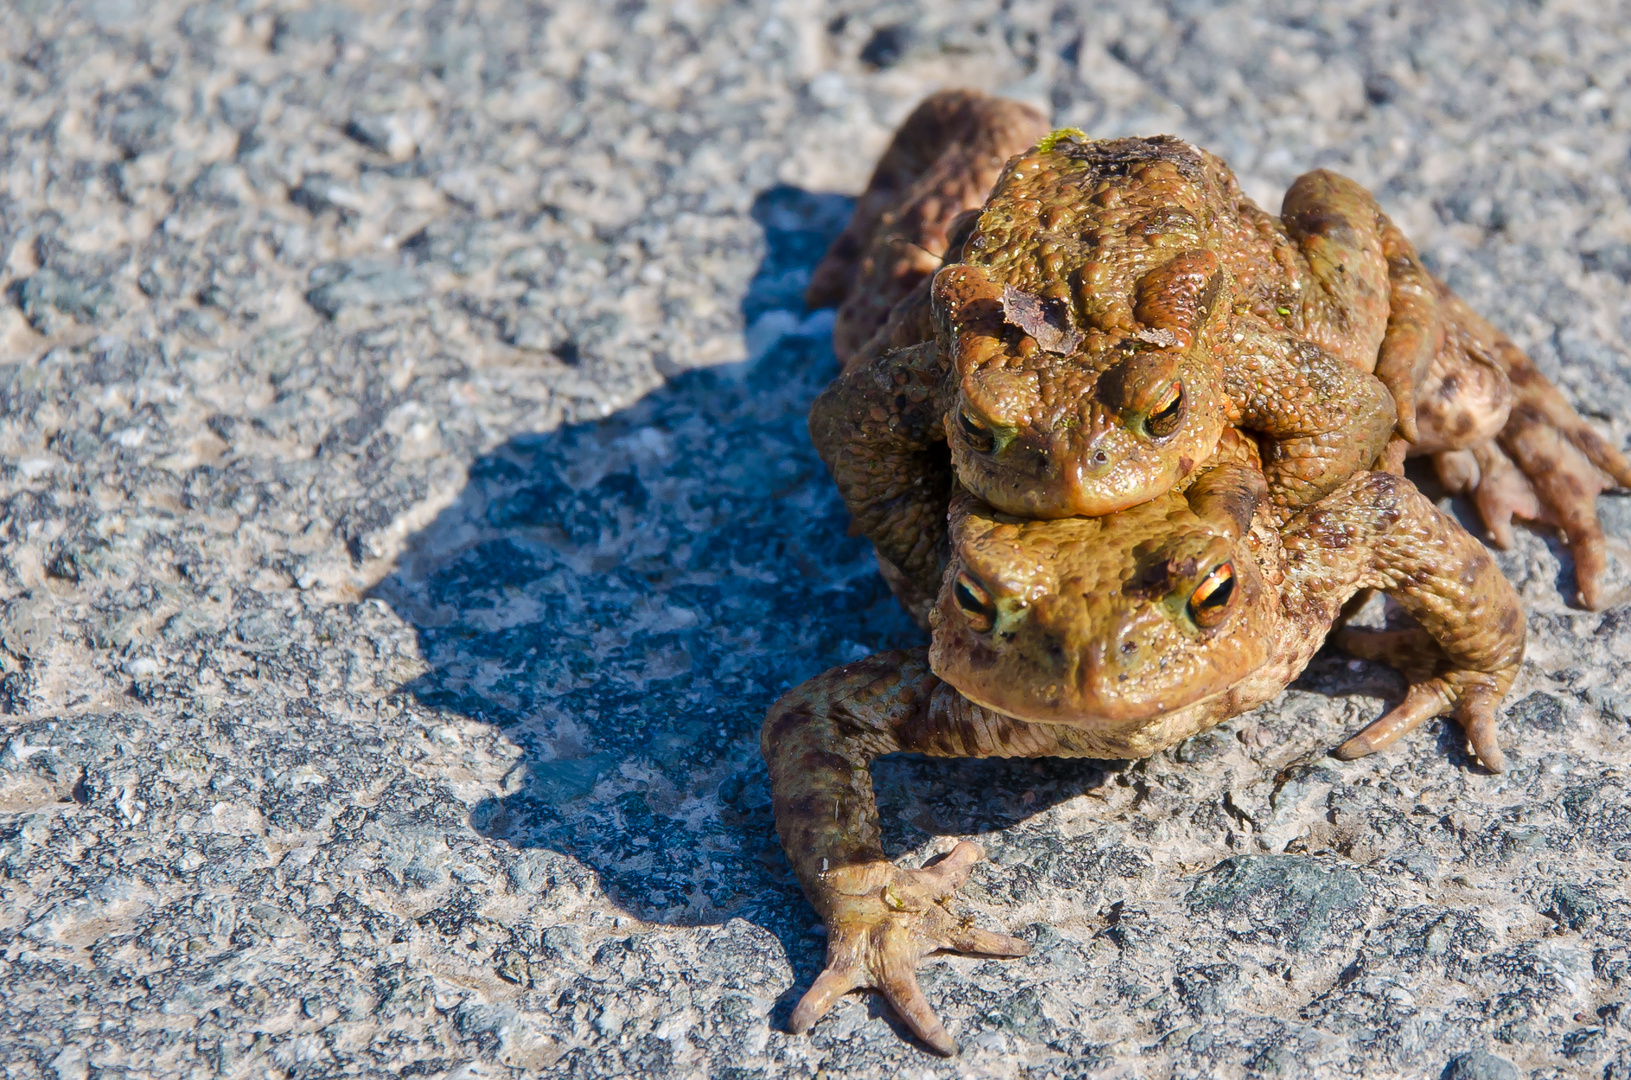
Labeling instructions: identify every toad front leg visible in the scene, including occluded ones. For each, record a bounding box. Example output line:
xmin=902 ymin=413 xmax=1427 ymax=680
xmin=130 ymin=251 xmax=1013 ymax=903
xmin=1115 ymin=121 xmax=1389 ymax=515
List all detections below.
xmin=1224 ymin=319 xmax=1398 ymax=516
xmin=808 ymin=342 xmax=955 ymax=621
xmin=1278 ymin=170 xmax=1442 ymax=440
xmin=761 ymin=651 xmax=1098 ymax=1054
xmin=1281 ymin=471 xmax=1526 ymax=770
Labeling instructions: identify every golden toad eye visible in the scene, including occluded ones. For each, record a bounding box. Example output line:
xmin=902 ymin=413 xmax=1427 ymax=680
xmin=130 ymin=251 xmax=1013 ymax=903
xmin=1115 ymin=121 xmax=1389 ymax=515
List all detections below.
xmin=1145 ymin=382 xmax=1184 ymax=439
xmin=1187 ymin=562 xmax=1235 ymax=628
xmin=953 ymin=571 xmax=997 ymax=632
xmin=958 ymin=409 xmax=996 ymax=454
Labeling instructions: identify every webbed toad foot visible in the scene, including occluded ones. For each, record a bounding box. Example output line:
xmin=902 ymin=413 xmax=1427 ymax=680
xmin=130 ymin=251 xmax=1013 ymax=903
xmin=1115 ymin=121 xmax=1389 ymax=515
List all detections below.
xmin=789 ymin=841 xmax=1028 ymax=1055
xmin=1330 ymin=627 xmax=1506 ymax=772
xmin=1427 ymin=290 xmax=1631 ymax=610
xmin=1435 ymin=416 xmax=1629 ymax=610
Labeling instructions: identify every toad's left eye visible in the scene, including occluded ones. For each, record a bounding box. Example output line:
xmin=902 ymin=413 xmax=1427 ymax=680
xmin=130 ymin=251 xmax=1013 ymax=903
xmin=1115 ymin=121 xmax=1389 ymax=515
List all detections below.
xmin=1187 ymin=562 xmax=1234 ymax=628
xmin=958 ymin=409 xmax=995 ymax=454
xmin=953 ymin=571 xmax=997 ymax=633
xmin=1145 ymin=382 xmax=1184 ymax=439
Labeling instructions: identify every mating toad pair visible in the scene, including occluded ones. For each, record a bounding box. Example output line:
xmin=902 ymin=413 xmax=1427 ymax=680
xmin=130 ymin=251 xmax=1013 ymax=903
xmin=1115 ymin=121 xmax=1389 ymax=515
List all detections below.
xmin=763 ymin=91 xmax=1631 ymax=1054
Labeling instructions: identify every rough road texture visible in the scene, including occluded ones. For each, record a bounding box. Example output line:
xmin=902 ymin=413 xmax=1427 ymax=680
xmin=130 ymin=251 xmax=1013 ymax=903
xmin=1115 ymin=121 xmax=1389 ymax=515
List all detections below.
xmin=2 ymin=2 xmax=1630 ymax=1078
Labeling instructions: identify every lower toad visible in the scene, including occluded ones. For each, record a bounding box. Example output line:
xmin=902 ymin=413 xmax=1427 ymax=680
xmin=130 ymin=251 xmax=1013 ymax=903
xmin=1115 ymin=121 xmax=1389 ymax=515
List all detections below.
xmin=763 ymin=464 xmax=1522 ymax=1053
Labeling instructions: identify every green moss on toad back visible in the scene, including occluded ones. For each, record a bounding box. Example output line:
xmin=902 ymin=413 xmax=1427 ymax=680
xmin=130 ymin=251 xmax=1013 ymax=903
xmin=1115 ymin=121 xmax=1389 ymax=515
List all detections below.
xmin=1034 ymin=127 xmax=1088 ymax=153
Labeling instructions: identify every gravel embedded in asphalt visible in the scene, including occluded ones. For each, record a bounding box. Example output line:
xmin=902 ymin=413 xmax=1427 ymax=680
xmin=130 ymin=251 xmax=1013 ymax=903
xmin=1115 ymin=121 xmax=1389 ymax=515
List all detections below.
xmin=2 ymin=2 xmax=1630 ymax=1076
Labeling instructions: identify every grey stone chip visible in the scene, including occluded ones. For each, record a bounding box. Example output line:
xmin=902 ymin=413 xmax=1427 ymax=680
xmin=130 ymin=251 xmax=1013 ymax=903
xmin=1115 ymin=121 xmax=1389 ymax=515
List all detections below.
xmin=2 ymin=1 xmax=1631 ymax=1077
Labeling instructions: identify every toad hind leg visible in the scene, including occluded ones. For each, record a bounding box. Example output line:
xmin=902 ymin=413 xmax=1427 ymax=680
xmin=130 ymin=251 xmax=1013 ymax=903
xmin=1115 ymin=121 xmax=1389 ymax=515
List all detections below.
xmin=762 ymin=651 xmax=1098 ymax=1054
xmin=1373 ymin=214 xmax=1444 ymax=442
xmin=1279 ymin=170 xmax=1389 ymax=373
xmin=1431 ymin=287 xmax=1631 ymax=609
xmin=807 ymin=91 xmax=1048 ymax=366
xmin=1408 ymin=309 xmax=1513 ymax=455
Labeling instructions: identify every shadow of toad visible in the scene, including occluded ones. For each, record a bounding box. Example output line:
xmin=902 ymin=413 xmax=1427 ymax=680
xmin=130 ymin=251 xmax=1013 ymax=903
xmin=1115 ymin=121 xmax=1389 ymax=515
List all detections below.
xmin=370 ymin=187 xmax=1121 ymax=967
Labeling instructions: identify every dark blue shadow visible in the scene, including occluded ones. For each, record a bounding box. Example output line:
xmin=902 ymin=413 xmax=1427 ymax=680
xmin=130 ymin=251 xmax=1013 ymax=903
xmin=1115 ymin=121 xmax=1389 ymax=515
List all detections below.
xmin=370 ymin=187 xmax=923 ymax=941
xmin=371 ymin=188 xmax=1122 ymax=991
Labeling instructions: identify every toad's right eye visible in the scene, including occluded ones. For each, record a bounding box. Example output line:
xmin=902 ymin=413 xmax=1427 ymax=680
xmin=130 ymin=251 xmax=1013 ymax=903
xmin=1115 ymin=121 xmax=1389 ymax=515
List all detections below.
xmin=953 ymin=571 xmax=997 ymax=632
xmin=958 ymin=409 xmax=995 ymax=454
xmin=1145 ymin=382 xmax=1184 ymax=439
xmin=1186 ymin=562 xmax=1235 ymax=629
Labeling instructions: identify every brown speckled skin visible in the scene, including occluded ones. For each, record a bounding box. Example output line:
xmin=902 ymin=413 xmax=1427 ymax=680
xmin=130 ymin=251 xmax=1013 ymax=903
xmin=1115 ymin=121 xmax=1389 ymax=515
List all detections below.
xmin=763 ymin=468 xmax=1524 ymax=1054
xmin=931 ymin=471 xmax=1523 ymax=761
xmin=805 ymin=91 xmax=1050 ymax=363
xmin=811 ymin=120 xmax=1410 ymax=600
xmin=812 ymin=91 xmax=1631 ymax=609
xmin=1425 ymin=287 xmax=1631 ymax=609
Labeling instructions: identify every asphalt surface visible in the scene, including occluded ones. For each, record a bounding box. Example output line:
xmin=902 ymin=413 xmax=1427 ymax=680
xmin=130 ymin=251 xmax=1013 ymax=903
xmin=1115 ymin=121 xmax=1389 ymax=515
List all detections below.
xmin=2 ymin=2 xmax=1631 ymax=1077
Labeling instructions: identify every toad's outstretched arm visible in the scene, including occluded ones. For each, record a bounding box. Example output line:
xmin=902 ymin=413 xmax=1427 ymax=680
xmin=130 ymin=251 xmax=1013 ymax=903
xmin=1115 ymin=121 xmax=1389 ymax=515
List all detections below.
xmin=762 ymin=651 xmax=1098 ymax=1054
xmin=1282 ymin=471 xmax=1526 ymax=770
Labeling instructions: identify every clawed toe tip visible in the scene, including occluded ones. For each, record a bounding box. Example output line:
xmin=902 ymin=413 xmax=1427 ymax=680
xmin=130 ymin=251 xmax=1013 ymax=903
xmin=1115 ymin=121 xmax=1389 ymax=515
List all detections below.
xmin=908 ymin=1018 xmax=959 ymax=1056
xmin=990 ymin=934 xmax=1032 ymax=958
xmin=1330 ymin=739 xmax=1370 ymax=761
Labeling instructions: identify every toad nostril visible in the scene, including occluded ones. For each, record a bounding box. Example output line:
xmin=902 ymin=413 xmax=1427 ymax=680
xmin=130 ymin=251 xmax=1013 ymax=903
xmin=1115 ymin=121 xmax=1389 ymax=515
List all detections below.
xmin=1112 ymin=620 xmax=1140 ymax=666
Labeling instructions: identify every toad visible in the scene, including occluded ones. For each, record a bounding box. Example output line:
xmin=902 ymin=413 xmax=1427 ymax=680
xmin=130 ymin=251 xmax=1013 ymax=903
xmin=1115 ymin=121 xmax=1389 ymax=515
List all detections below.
xmin=762 ymin=463 xmax=1524 ymax=1054
xmin=811 ymin=91 xmax=1631 ymax=610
